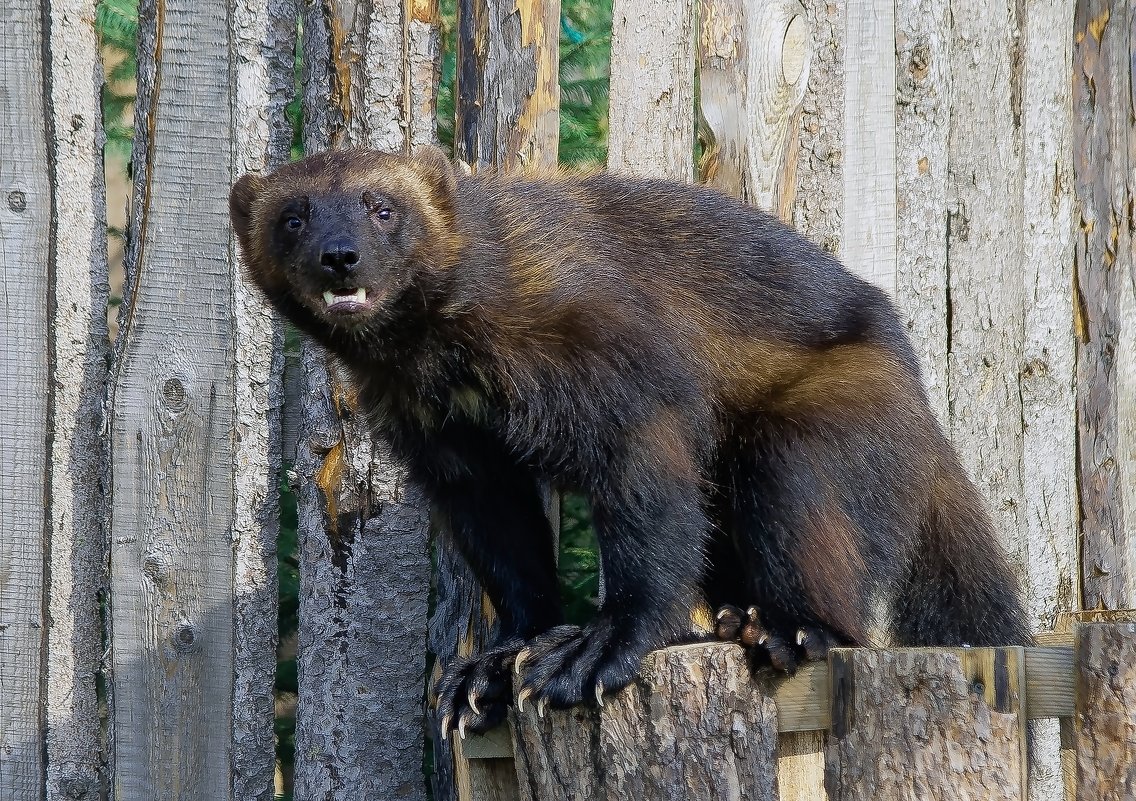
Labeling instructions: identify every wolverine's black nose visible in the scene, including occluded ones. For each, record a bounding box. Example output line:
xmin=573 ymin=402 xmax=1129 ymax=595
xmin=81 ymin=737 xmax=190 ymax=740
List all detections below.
xmin=320 ymin=237 xmax=360 ymax=275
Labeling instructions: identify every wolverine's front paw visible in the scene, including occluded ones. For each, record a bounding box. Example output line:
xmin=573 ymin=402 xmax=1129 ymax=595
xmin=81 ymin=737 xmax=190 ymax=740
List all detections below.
xmin=714 ymin=604 xmax=848 ymax=673
xmin=513 ymin=618 xmax=646 ymax=713
xmin=434 ymin=638 xmax=524 ymax=740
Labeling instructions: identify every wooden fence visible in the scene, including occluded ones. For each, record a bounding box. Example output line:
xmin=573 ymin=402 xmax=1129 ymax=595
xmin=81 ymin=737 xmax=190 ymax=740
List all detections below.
xmin=1 ymin=0 xmax=1134 ymax=799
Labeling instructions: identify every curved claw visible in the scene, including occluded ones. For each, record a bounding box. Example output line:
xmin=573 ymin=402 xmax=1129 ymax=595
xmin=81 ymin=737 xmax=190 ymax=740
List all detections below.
xmin=716 ymin=607 xmax=732 ymax=621
xmin=467 ymin=690 xmax=481 ymax=716
xmin=796 ymin=629 xmax=807 ymax=646
xmin=537 ymin=696 xmax=548 ymax=719
xmin=458 ymin=714 xmax=469 ymax=741
xmin=440 ymin=713 xmax=453 ymax=741
xmin=517 ymin=686 xmax=533 ymax=713
xmin=595 ymin=680 xmax=605 ymax=708
xmin=514 ymin=647 xmax=531 ymax=677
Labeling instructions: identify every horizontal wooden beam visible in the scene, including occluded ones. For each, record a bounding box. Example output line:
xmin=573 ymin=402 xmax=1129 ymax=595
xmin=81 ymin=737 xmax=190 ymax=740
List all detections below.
xmin=462 ymin=644 xmax=1077 ymax=759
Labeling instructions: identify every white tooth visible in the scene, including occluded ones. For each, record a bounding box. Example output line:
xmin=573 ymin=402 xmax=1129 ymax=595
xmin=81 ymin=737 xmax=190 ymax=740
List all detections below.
xmin=354 ymin=287 xmax=367 ymax=302
xmin=322 ymin=291 xmax=335 ymax=307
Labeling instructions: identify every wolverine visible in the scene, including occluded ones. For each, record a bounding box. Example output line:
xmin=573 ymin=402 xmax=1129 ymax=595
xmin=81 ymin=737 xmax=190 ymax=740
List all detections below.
xmin=229 ymin=147 xmax=1031 ymax=739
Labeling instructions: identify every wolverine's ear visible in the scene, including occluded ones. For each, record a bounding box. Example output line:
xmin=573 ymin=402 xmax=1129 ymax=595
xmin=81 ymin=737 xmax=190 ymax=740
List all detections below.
xmin=229 ymin=173 xmax=266 ymax=251
xmin=412 ymin=145 xmax=457 ymax=202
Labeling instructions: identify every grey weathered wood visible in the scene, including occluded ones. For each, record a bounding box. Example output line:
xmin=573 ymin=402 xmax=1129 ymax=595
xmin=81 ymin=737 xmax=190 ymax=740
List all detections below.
xmin=895 ymin=0 xmax=950 ymax=419
xmin=436 ymin=4 xmax=559 ymax=799
xmin=109 ymin=0 xmax=289 ymax=797
xmin=2 ymin=1 xmax=109 ymax=799
xmin=0 ymin=2 xmax=53 ymax=797
xmin=230 ymin=0 xmax=297 ymax=798
xmin=111 ymin=1 xmax=236 ymax=797
xmin=697 ymin=0 xmax=810 ymax=211
xmin=1073 ymin=0 xmax=1136 ymax=610
xmin=790 ymin=0 xmax=842 ymax=254
xmin=43 ymin=3 xmax=112 ymax=800
xmin=511 ymin=643 xmax=778 ymax=801
xmin=825 ymin=648 xmax=1028 ymax=801
xmin=293 ymin=2 xmax=438 ymax=799
xmin=1073 ymin=623 xmax=1136 ymax=799
xmin=607 ymin=0 xmax=696 ymax=181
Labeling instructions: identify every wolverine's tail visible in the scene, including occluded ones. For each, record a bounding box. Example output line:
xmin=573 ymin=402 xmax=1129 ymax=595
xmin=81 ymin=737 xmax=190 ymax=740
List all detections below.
xmin=890 ymin=455 xmax=1032 ymax=648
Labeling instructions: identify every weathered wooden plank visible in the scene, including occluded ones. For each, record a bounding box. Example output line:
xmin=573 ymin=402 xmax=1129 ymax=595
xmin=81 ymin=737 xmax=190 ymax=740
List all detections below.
xmin=607 ymin=0 xmax=696 ymax=181
xmin=697 ymin=0 xmax=810 ymax=210
xmin=790 ymin=0 xmax=842 ymax=254
xmin=894 ymin=0 xmax=950 ymax=418
xmin=438 ymin=4 xmax=559 ymax=799
xmin=511 ymin=643 xmax=779 ymax=801
xmin=1 ymin=1 xmax=67 ymax=798
xmin=825 ymin=648 xmax=1028 ymax=800
xmin=1073 ymin=622 xmax=1136 ymax=799
xmin=230 ymin=0 xmax=297 ymax=798
xmin=1073 ymin=0 xmax=1136 ymax=610
xmin=42 ymin=2 xmax=112 ymax=800
xmin=110 ymin=0 xmax=241 ymax=796
xmin=841 ymin=0 xmax=896 ymax=293
xmin=293 ymin=2 xmax=438 ymax=799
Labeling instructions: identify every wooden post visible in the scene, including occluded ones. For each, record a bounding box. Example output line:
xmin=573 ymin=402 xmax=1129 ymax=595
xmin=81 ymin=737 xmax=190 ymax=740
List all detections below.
xmin=439 ymin=3 xmax=559 ymax=800
xmin=109 ymin=0 xmax=290 ymax=797
xmin=293 ymin=2 xmax=439 ymax=800
xmin=1 ymin=1 xmax=109 ymax=799
xmin=607 ymin=0 xmax=696 ymax=181
xmin=825 ymin=648 xmax=1029 ymax=801
xmin=1073 ymin=0 xmax=1136 ymax=610
xmin=511 ymin=643 xmax=779 ymax=801
xmin=1073 ymin=622 xmax=1136 ymax=798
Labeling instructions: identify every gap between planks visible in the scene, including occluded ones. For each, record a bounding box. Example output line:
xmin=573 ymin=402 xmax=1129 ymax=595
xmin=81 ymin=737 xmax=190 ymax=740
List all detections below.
xmin=461 ymin=644 xmax=1074 ymax=759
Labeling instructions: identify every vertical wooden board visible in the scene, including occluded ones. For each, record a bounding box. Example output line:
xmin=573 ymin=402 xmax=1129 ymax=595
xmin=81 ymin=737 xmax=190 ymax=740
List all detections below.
xmin=791 ymin=0 xmax=842 ymax=253
xmin=944 ymin=0 xmax=1027 ymax=569
xmin=511 ymin=643 xmax=779 ymax=801
xmin=841 ymin=0 xmax=897 ymax=293
xmin=230 ymin=0 xmax=296 ymax=799
xmin=825 ymin=648 xmax=1028 ymax=801
xmin=43 ymin=1 xmax=112 ymax=799
xmin=607 ymin=0 xmax=696 ymax=181
xmin=294 ymin=3 xmax=437 ymax=799
xmin=1073 ymin=0 xmax=1135 ymax=610
xmin=1073 ymin=623 xmax=1136 ymax=799
xmin=0 ymin=0 xmax=52 ymax=798
xmin=110 ymin=0 xmax=237 ymax=797
xmin=697 ymin=0 xmax=811 ymax=210
xmin=455 ymin=0 xmax=560 ymax=172
xmin=1019 ymin=1 xmax=1078 ymax=798
xmin=894 ymin=0 xmax=950 ymax=418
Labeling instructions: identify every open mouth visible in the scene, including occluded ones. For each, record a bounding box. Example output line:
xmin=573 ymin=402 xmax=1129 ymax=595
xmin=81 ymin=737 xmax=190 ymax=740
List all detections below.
xmin=321 ymin=287 xmax=373 ymax=314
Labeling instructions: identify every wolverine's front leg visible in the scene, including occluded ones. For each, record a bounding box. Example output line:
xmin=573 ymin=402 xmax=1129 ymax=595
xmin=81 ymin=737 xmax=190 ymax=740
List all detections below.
xmin=514 ymin=445 xmax=709 ymax=711
xmin=428 ymin=460 xmax=562 ymax=738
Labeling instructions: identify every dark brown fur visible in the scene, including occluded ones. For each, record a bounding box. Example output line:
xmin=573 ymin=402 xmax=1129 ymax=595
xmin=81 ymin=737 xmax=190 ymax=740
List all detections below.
xmin=230 ymin=147 xmax=1031 ymax=734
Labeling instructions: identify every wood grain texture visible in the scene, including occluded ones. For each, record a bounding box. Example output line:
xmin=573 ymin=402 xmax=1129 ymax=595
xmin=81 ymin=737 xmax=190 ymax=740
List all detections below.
xmin=1 ymin=1 xmax=58 ymax=798
xmin=1073 ymin=0 xmax=1136 ymax=610
xmin=607 ymin=0 xmax=696 ymax=181
xmin=825 ymin=648 xmax=1028 ymax=801
xmin=230 ymin=0 xmax=296 ymax=798
xmin=110 ymin=0 xmax=238 ymax=796
xmin=790 ymin=0 xmax=842 ymax=253
xmin=511 ymin=643 xmax=779 ymax=801
xmin=841 ymin=0 xmax=897 ymax=293
xmin=697 ymin=0 xmax=810 ymax=210
xmin=1073 ymin=622 xmax=1136 ymax=799
xmin=42 ymin=2 xmax=112 ymax=799
xmin=455 ymin=0 xmax=559 ymax=172
xmin=894 ymin=0 xmax=950 ymax=418
xmin=294 ymin=2 xmax=438 ymax=799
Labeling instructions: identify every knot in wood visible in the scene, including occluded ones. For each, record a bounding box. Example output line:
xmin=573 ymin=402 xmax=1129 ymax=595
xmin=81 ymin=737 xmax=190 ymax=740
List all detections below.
xmin=162 ymin=377 xmax=187 ymax=411
xmin=173 ymin=621 xmax=199 ymax=652
xmin=8 ymin=190 xmax=26 ymax=212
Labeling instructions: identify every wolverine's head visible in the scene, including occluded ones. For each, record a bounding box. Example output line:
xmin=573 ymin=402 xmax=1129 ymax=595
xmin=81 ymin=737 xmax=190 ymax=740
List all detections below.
xmin=229 ymin=146 xmax=460 ymax=330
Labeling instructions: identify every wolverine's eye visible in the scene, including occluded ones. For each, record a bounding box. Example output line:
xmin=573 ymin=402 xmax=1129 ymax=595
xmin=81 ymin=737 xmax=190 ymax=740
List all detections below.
xmin=377 ymin=208 xmax=392 ymax=221
xmin=283 ymin=215 xmax=303 ymax=231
